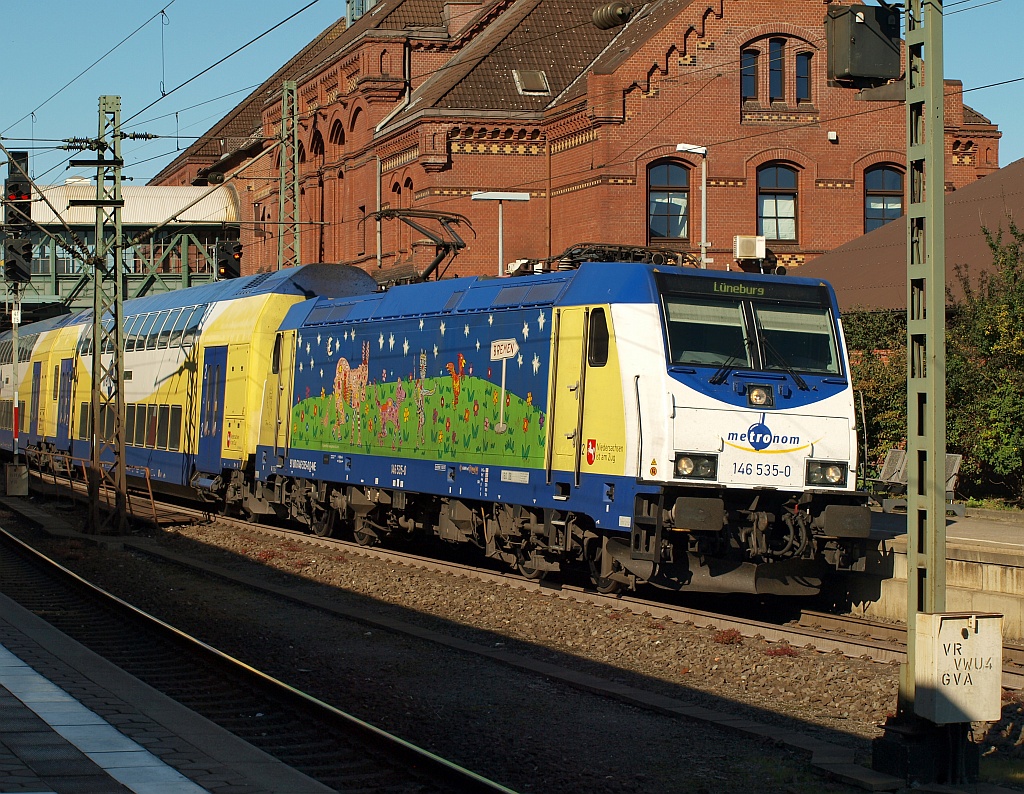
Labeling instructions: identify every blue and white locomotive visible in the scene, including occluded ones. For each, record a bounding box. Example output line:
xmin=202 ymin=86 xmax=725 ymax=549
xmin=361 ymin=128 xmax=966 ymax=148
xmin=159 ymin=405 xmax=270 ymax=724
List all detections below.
xmin=0 ymin=254 xmax=870 ymax=595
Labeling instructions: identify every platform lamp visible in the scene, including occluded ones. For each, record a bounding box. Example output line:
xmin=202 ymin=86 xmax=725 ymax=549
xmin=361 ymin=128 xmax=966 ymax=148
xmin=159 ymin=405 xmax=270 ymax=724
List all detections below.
xmin=471 ymin=191 xmax=531 ymax=276
xmin=675 ymin=144 xmax=709 ymax=268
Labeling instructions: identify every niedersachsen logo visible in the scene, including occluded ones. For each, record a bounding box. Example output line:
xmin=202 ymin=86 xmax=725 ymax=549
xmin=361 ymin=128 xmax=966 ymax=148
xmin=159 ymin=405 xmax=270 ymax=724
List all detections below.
xmin=724 ymin=413 xmax=815 ymax=454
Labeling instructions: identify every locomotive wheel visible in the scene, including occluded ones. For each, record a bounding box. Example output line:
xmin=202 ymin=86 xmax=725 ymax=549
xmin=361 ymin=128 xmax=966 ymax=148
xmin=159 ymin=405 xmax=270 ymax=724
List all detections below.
xmin=311 ymin=506 xmax=336 ymax=538
xmin=353 ymin=516 xmax=378 ymax=547
xmin=588 ymin=541 xmax=623 ymax=595
xmin=588 ymin=560 xmax=622 ymax=595
xmin=515 ymin=549 xmax=547 ymax=581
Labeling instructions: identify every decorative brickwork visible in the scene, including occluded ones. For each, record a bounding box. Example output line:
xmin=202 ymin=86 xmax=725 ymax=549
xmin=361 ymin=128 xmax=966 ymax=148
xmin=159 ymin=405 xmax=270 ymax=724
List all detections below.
xmin=150 ymin=0 xmax=1002 ymax=279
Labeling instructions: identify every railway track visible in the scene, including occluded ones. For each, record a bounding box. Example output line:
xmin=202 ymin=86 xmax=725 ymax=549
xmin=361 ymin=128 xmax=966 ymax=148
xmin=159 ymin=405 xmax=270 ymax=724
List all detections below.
xmin=13 ymin=476 xmax=1024 ymax=693
xmin=116 ymin=496 xmax=1024 ymax=691
xmin=0 ymin=524 xmax=513 ymax=794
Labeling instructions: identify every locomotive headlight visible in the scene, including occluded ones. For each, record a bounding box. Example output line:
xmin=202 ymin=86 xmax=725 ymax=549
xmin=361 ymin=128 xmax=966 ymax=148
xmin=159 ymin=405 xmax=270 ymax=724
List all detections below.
xmin=746 ymin=385 xmax=773 ymax=408
xmin=806 ymin=460 xmax=848 ymax=486
xmin=675 ymin=453 xmax=718 ymax=480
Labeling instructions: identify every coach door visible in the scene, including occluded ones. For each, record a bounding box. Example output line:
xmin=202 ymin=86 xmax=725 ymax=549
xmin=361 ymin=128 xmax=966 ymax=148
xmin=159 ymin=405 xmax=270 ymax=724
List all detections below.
xmin=55 ymin=358 xmax=75 ymax=450
xmin=197 ymin=345 xmax=227 ymax=474
xmin=29 ymin=362 xmax=42 ymax=438
xmin=547 ymin=307 xmax=587 ymax=485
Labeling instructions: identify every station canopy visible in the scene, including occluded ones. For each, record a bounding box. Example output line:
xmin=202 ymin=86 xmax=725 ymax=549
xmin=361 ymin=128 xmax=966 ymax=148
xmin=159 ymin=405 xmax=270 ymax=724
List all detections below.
xmin=29 ymin=183 xmax=239 ymax=226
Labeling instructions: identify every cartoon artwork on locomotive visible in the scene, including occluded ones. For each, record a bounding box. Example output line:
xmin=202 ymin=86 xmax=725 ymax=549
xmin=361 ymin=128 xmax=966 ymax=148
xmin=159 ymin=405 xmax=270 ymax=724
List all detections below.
xmin=288 ymin=307 xmax=551 ymax=470
xmin=0 ymin=254 xmax=872 ymax=598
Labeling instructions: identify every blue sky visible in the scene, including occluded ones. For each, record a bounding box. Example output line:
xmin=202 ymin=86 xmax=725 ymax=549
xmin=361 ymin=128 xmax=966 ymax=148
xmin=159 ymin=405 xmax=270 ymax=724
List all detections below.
xmin=2 ymin=0 xmax=1021 ymax=185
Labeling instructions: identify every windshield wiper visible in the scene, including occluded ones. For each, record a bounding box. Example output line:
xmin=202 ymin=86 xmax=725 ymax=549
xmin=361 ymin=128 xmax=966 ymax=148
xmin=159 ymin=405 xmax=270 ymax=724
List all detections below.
xmin=709 ymin=356 xmax=739 ymax=385
xmin=761 ymin=337 xmax=810 ymax=391
xmin=751 ymin=310 xmax=811 ymax=391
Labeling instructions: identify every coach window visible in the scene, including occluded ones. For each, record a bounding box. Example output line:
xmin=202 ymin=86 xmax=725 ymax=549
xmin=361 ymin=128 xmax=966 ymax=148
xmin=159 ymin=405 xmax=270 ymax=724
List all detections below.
xmin=146 ymin=405 xmax=159 ymax=447
xmin=169 ymin=405 xmax=183 ymax=451
xmin=135 ymin=404 xmax=147 ymax=447
xmin=124 ymin=315 xmax=141 ymax=352
xmin=126 ymin=405 xmax=136 ymax=445
xmin=757 ymin=164 xmax=798 ymax=242
xmin=157 ymin=405 xmax=170 ymax=449
xmin=168 ymin=307 xmax=192 ymax=347
xmin=52 ymin=366 xmax=59 ymax=400
xmin=148 ymin=311 xmax=172 ymax=350
xmin=588 ymin=309 xmax=609 ymax=367
xmin=136 ymin=313 xmax=158 ymax=352
xmin=79 ymin=403 xmax=90 ymax=440
xmin=158 ymin=309 xmax=182 ymax=348
xmin=865 ymin=165 xmax=904 ymax=232
xmin=181 ymin=306 xmax=204 ymax=347
xmin=648 ymin=161 xmax=690 ymax=243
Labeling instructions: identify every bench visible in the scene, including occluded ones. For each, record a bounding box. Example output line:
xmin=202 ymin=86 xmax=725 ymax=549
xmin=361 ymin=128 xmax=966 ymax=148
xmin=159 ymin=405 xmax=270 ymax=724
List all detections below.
xmin=870 ymin=449 xmax=964 ymax=516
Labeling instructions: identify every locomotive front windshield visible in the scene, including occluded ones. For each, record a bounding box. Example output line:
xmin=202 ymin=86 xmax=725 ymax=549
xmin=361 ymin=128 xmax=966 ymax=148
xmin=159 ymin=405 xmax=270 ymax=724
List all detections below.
xmin=659 ymin=277 xmax=841 ymax=375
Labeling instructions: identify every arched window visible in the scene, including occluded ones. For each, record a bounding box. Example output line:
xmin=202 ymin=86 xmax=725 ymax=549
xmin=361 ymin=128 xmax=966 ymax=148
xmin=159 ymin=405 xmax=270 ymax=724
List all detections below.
xmin=329 ymin=119 xmax=345 ymax=148
xmin=769 ymin=39 xmax=785 ymax=102
xmin=310 ymin=130 xmax=325 ymax=167
xmin=864 ymin=165 xmax=903 ymax=232
xmin=796 ymin=52 xmax=812 ymax=103
xmin=757 ymin=164 xmax=797 ymax=242
xmin=648 ymin=161 xmax=690 ymax=242
xmin=741 ymin=49 xmax=759 ymax=102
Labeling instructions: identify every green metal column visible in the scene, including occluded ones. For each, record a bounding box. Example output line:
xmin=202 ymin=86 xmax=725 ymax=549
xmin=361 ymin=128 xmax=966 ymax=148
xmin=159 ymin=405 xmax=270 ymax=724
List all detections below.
xmin=277 ymin=81 xmax=300 ymax=270
xmin=86 ymin=96 xmax=128 ymax=535
xmin=901 ymin=0 xmax=947 ymax=711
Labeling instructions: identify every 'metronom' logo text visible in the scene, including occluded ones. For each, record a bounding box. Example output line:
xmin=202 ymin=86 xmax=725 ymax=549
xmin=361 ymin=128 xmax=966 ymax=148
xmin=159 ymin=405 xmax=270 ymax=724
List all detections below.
xmin=724 ymin=413 xmax=810 ymax=453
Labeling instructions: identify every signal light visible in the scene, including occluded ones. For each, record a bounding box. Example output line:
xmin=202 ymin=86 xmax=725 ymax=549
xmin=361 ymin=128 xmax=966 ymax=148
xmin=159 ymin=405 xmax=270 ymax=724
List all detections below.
xmin=216 ymin=241 xmax=242 ymax=279
xmin=4 ymin=237 xmax=33 ymax=283
xmin=4 ymin=178 xmax=31 ymax=229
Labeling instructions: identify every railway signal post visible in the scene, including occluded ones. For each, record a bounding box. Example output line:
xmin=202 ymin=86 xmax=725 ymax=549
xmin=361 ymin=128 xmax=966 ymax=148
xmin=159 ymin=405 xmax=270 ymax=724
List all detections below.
xmin=873 ymin=1 xmax=1002 ymax=783
xmin=68 ymin=96 xmax=128 ymax=535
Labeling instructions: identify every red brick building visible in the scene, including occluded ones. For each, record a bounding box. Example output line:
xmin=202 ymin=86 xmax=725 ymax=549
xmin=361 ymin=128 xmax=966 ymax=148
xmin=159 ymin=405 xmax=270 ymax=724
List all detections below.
xmin=151 ymin=0 xmax=1000 ymax=280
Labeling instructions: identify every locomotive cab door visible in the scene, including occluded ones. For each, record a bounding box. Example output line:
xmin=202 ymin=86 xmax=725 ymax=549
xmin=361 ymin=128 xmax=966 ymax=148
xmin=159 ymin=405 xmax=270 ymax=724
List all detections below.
xmin=196 ymin=345 xmax=227 ymax=474
xmin=273 ymin=331 xmax=295 ymax=457
xmin=55 ymin=358 xmax=75 ymax=450
xmin=548 ymin=307 xmax=587 ymax=484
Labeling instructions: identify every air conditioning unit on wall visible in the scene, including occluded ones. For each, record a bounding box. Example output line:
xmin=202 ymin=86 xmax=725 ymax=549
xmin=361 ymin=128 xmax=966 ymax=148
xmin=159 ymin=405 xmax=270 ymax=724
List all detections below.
xmin=733 ymin=235 xmax=766 ymax=260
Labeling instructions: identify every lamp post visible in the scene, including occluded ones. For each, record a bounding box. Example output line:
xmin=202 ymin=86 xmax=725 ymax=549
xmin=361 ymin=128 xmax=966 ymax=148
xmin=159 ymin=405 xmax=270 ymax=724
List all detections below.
xmin=471 ymin=191 xmax=531 ymax=276
xmin=675 ymin=144 xmax=708 ymax=268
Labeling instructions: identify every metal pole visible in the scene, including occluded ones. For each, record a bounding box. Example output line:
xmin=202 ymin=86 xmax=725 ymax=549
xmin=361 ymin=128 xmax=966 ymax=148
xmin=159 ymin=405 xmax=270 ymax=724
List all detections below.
xmin=497 ymin=200 xmax=504 ymax=277
xmin=700 ymin=154 xmax=708 ymax=269
xmin=277 ymin=81 xmax=300 ymax=270
xmin=901 ymin=0 xmax=947 ymax=715
xmin=85 ymin=96 xmax=128 ymax=535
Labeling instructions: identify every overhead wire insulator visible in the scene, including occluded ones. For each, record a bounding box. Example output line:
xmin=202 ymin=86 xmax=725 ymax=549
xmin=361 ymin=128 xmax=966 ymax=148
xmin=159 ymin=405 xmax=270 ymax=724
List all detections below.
xmin=592 ymin=2 xmax=633 ymax=29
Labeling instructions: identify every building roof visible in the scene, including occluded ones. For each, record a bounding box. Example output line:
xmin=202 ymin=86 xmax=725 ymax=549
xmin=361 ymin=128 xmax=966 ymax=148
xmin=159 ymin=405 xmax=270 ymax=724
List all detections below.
xmin=150 ymin=16 xmax=350 ymax=183
xmin=400 ymin=0 xmax=622 ymax=116
xmin=30 ymin=184 xmax=240 ymax=226
xmin=797 ymin=157 xmax=1024 ymax=312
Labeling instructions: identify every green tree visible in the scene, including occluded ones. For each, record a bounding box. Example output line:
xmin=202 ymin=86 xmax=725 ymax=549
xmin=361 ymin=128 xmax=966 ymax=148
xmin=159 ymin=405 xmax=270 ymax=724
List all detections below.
xmin=844 ymin=222 xmax=1024 ymax=504
xmin=946 ymin=223 xmax=1024 ymax=501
